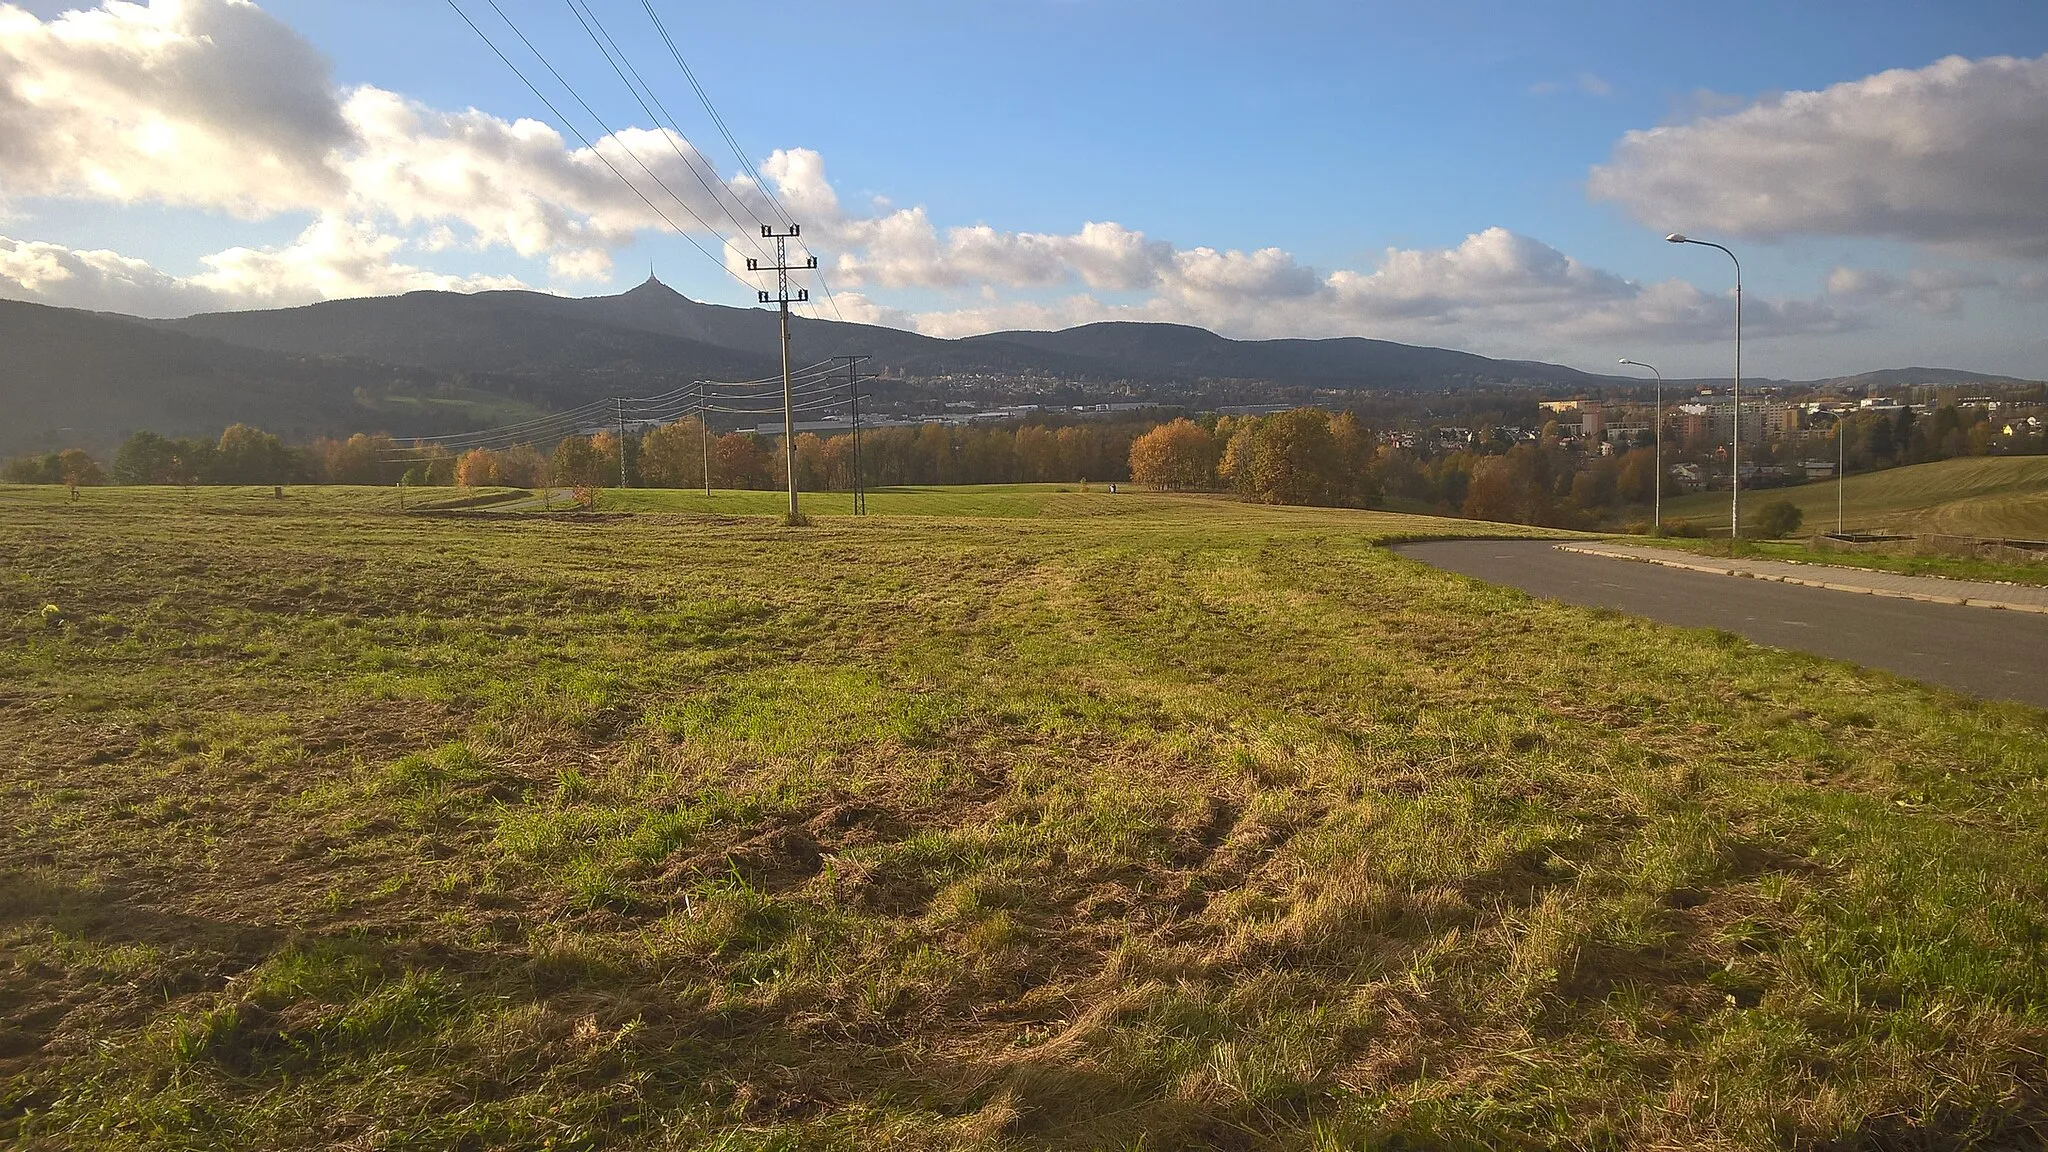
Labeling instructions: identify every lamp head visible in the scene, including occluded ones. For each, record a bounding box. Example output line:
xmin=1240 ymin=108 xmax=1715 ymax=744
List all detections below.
xmin=1665 ymin=233 xmax=1689 ymax=244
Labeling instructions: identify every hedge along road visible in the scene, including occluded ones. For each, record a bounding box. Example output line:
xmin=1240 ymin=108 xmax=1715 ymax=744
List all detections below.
xmin=1393 ymin=539 xmax=2048 ymax=710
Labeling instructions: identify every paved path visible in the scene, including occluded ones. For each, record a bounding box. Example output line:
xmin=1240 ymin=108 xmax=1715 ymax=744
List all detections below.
xmin=1559 ymin=541 xmax=2048 ymax=614
xmin=1393 ymin=539 xmax=2048 ymax=709
xmin=492 ymin=488 xmax=575 ymax=512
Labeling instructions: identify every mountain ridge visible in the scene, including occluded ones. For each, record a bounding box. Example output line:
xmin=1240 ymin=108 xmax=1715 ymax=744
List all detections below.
xmin=3 ymin=283 xmax=2036 ymax=456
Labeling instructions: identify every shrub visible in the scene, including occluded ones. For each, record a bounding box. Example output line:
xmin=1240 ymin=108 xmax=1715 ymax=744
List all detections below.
xmin=1753 ymin=499 xmax=1804 ymax=540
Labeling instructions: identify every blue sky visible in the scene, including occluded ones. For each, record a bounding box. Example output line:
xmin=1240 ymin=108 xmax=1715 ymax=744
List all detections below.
xmin=5 ymin=0 xmax=2048 ymax=379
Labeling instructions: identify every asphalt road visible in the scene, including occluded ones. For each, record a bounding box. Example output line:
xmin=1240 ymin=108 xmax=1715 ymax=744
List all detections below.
xmin=1394 ymin=539 xmax=2048 ymax=710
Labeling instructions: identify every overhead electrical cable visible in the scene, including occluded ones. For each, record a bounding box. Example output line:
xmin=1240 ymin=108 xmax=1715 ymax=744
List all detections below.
xmin=394 ymin=399 xmax=616 ymax=444
xmin=562 ymin=0 xmax=770 ymax=253
xmin=479 ymin=0 xmax=762 ymax=285
xmin=389 ymin=357 xmax=850 ymax=452
xmin=634 ymin=0 xmax=847 ymax=323
xmin=446 ymin=0 xmax=759 ymax=297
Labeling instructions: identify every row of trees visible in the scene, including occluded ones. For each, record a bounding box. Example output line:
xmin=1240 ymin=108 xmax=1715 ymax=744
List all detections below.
xmin=1125 ymin=410 xmax=1681 ymax=528
xmin=10 ymin=416 xmax=1157 ymax=492
xmin=0 ymin=427 xmax=305 ymax=487
xmin=1129 ymin=411 xmax=1375 ymax=506
xmin=12 ymin=401 xmax=2037 ymax=536
xmin=466 ymin=417 xmax=1151 ymax=492
xmin=2 ymin=449 xmax=105 ymax=487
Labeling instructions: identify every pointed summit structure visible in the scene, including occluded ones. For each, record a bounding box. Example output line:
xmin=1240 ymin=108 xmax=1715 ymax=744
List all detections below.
xmin=624 ymin=270 xmax=689 ymax=303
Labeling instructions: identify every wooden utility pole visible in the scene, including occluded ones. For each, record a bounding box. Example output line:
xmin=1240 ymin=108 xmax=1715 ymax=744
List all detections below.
xmin=747 ymin=225 xmax=815 ymax=520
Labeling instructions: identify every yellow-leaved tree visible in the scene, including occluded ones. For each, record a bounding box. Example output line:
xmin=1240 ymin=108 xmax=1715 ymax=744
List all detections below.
xmin=1128 ymin=418 xmax=1218 ymax=491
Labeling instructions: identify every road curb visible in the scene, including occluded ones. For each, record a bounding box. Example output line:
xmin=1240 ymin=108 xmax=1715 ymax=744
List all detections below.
xmin=1553 ymin=544 xmax=2048 ymax=615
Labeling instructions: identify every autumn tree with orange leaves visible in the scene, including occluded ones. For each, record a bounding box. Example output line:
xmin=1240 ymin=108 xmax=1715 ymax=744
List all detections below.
xmin=1128 ymin=418 xmax=1218 ymax=491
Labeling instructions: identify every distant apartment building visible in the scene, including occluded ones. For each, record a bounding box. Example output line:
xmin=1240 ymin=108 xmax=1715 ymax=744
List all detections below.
xmin=1674 ymin=404 xmax=1712 ymax=444
xmin=1670 ymin=400 xmax=1798 ymax=444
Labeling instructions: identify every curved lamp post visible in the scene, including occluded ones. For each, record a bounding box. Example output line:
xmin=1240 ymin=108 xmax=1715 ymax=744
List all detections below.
xmin=1618 ymin=358 xmax=1664 ymax=529
xmin=1667 ymin=233 xmax=1742 ymax=538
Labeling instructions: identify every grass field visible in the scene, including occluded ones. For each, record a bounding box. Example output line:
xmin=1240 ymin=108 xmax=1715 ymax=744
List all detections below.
xmin=1662 ymin=455 xmax=2048 ymax=538
xmin=1633 ymin=537 xmax=2048 ymax=588
xmin=5 ymin=485 xmax=2048 ymax=1150
xmin=600 ymin=484 xmax=1165 ymax=520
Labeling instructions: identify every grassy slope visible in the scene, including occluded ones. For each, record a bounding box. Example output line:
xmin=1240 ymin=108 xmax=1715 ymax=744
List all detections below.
xmin=1629 ymin=537 xmax=2048 ymax=588
xmin=1662 ymin=456 xmax=2048 ymax=538
xmin=601 ymin=484 xmax=1147 ymax=519
xmin=4 ymin=487 xmax=2048 ymax=1150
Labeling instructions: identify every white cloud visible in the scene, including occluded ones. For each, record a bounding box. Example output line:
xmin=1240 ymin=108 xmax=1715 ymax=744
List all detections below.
xmin=831 ymin=212 xmax=1172 ymax=292
xmin=0 ymin=0 xmax=775 ymax=307
xmin=1825 ymin=266 xmax=1998 ymax=314
xmin=0 ymin=233 xmax=223 ymax=314
xmin=0 ymin=0 xmax=349 ymax=215
xmin=0 ymin=220 xmax=525 ymax=317
xmin=0 ymin=0 xmax=1889 ymax=358
xmin=896 ymin=226 xmax=1853 ymax=347
xmin=191 ymin=215 xmax=525 ymax=306
xmin=1591 ymin=54 xmax=2048 ymax=256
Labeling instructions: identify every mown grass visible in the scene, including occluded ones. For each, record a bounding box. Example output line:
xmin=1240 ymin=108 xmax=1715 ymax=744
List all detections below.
xmin=1630 ymin=535 xmax=2048 ymax=587
xmin=4 ymin=485 xmax=2048 ymax=1150
xmin=1662 ymin=456 xmax=2048 ymax=539
xmin=595 ymin=483 xmax=1307 ymax=522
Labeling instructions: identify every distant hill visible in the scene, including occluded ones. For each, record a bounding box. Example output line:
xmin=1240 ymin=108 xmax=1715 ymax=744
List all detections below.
xmin=1825 ymin=367 xmax=2039 ymax=391
xmin=966 ymin=322 xmax=1618 ymax=388
xmin=169 ymin=285 xmax=781 ymax=400
xmin=162 ymin=278 xmax=1631 ymax=393
xmin=5 ymin=280 xmax=2038 ymax=457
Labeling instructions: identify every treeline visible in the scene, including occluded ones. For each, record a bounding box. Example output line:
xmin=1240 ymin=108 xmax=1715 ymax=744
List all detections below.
xmin=451 ymin=418 xmax=1149 ymax=490
xmin=4 ymin=417 xmax=1154 ymax=491
xmin=1126 ymin=411 xmax=1672 ymax=528
xmin=13 ymin=402 xmax=2040 ymax=535
xmin=1819 ymin=404 xmax=2040 ymax=471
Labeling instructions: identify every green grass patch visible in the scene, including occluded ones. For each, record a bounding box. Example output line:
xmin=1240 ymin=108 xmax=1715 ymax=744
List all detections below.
xmin=1632 ymin=534 xmax=2048 ymax=586
xmin=2 ymin=483 xmax=2045 ymax=1149
xmin=1662 ymin=455 xmax=2048 ymax=539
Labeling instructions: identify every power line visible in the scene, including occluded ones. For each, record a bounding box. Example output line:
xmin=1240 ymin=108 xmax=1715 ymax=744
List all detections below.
xmin=479 ymin=0 xmax=751 ymax=266
xmin=561 ymin=0 xmax=770 ymax=259
xmin=390 ymin=359 xmax=849 ymax=453
xmin=445 ymin=0 xmax=759 ymax=298
xmin=635 ymin=0 xmax=846 ymax=323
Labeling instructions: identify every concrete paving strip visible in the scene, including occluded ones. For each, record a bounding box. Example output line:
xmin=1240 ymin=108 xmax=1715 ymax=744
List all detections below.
xmin=1556 ymin=542 xmax=2048 ymax=615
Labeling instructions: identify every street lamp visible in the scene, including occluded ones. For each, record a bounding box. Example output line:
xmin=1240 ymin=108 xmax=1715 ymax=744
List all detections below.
xmin=1835 ymin=410 xmax=1846 ymax=534
xmin=1618 ymin=358 xmax=1664 ymax=530
xmin=1666 ymin=233 xmax=1742 ymax=538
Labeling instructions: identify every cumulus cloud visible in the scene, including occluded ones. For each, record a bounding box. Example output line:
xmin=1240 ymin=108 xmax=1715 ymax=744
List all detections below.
xmin=0 ymin=220 xmax=525 ymax=317
xmin=832 ymin=213 xmax=1172 ymax=292
xmin=0 ymin=0 xmax=774 ymax=307
xmin=0 ymin=0 xmax=1894 ymax=355
xmin=896 ymin=226 xmax=1854 ymax=346
xmin=1591 ymin=53 xmax=2048 ymax=256
xmin=1825 ymin=267 xmax=1998 ymax=314
xmin=0 ymin=233 xmax=223 ymax=314
xmin=0 ymin=0 xmax=349 ymax=215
